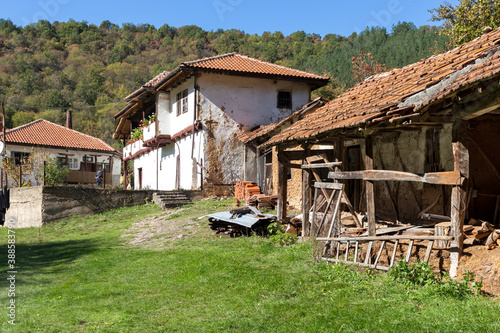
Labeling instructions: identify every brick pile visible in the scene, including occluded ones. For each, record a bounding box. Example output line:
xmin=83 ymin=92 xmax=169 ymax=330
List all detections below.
xmin=235 ymin=181 xmax=261 ymax=201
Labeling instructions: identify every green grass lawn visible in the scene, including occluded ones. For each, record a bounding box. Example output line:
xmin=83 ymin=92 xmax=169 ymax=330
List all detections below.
xmin=0 ymin=199 xmax=499 ymax=332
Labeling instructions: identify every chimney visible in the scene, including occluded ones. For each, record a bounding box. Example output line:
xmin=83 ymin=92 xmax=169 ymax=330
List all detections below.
xmin=66 ymin=110 xmax=72 ymax=129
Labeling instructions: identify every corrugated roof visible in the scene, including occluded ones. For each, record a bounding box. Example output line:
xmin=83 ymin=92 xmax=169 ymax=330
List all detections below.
xmin=262 ymin=28 xmax=500 ymax=148
xmin=2 ymin=119 xmax=118 ymax=153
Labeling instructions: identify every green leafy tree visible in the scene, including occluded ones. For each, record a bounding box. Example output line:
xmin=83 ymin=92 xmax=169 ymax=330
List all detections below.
xmin=430 ymin=0 xmax=500 ymax=46
xmin=43 ymin=157 xmax=70 ymax=186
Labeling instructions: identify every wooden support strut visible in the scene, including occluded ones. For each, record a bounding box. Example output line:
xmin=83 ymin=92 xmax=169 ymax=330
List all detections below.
xmin=365 ymin=136 xmax=376 ymax=236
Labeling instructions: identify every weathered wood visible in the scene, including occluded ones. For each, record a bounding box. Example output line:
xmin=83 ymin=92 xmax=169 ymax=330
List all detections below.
xmin=450 ymin=142 xmax=468 ymax=278
xmin=316 ymin=235 xmax=453 ymax=242
xmin=421 ymin=213 xmax=451 ymax=221
xmin=342 ymin=192 xmax=363 ymax=228
xmin=405 ymin=240 xmax=414 ymax=262
xmin=390 ymin=240 xmax=399 ymax=267
xmin=302 ymin=165 xmax=311 ymax=237
xmin=328 ymin=170 xmax=464 ymax=186
xmin=314 ymin=182 xmax=344 ymax=190
xmin=321 ymin=257 xmax=390 ymax=271
xmin=315 ymin=188 xmax=338 ymax=237
xmin=354 ymin=241 xmax=359 ymax=263
xmin=364 ymin=241 xmax=373 ymax=265
xmin=373 ymin=240 xmax=386 ymax=268
xmin=345 ymin=241 xmax=350 ymax=261
xmin=285 ymin=162 xmax=304 ymax=169
xmin=435 ymin=222 xmax=452 ymax=248
xmin=365 ymin=136 xmax=376 ymax=236
xmin=424 ymin=240 xmax=434 ymax=262
xmin=325 ymin=189 xmax=343 ymax=238
xmin=301 ymin=162 xmax=342 ymax=169
xmin=309 ymin=187 xmax=319 ymax=237
xmin=336 ymin=242 xmax=340 ymax=261
xmin=277 ymin=148 xmax=288 ymax=221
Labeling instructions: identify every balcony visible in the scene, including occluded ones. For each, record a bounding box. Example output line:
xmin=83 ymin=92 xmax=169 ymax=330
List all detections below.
xmin=142 ymin=121 xmax=156 ymax=142
xmin=123 ymin=139 xmax=144 ymax=159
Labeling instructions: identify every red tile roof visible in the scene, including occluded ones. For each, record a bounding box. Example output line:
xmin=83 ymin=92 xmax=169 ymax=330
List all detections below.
xmin=182 ymin=53 xmax=328 ymax=80
xmin=2 ymin=119 xmax=119 ymax=153
xmin=262 ymin=28 xmax=500 ymax=147
xmin=121 ymin=53 xmax=328 ymax=104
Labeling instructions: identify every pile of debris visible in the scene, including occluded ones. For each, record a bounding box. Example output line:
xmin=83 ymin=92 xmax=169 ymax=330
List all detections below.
xmin=234 ymin=181 xmax=277 ymax=210
xmin=463 ymin=219 xmax=500 ymax=249
xmin=201 ymin=206 xmax=277 ymax=238
xmin=235 ymin=181 xmax=261 ymax=201
xmin=246 ymin=194 xmax=278 ymax=210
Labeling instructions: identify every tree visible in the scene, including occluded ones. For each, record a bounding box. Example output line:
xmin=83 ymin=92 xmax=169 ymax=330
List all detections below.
xmin=430 ymin=0 xmax=500 ymax=47
xmin=351 ymin=50 xmax=388 ymax=83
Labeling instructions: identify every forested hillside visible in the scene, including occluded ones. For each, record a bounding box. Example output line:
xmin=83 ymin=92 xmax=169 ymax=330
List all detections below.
xmin=0 ymin=19 xmax=448 ymax=147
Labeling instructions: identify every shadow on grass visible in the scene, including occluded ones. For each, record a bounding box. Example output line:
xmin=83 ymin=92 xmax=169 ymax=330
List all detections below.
xmin=0 ymin=238 xmax=101 ymax=288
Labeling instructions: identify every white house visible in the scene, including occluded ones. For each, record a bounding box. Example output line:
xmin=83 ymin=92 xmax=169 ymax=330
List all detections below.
xmin=1 ymin=119 xmax=122 ymax=186
xmin=113 ymin=53 xmax=328 ymax=192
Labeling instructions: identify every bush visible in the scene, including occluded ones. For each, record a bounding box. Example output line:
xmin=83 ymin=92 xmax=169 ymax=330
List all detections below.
xmin=43 ymin=157 xmax=69 ymax=185
xmin=389 ymin=259 xmax=482 ymax=299
xmin=267 ymin=222 xmax=297 ymax=246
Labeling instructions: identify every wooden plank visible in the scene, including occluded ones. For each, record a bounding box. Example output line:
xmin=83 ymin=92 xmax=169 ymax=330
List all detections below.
xmin=326 ymin=189 xmax=343 ymax=238
xmin=321 ymin=257 xmax=390 ymax=271
xmin=364 ymin=241 xmax=373 ymax=265
xmin=424 ymin=240 xmax=434 ymax=262
xmin=316 ymin=235 xmax=453 ymax=242
xmin=405 ymin=240 xmax=414 ymax=262
xmin=365 ymin=136 xmax=376 ymax=236
xmin=277 ymin=148 xmax=288 ymax=221
xmin=301 ymin=162 xmax=342 ymax=169
xmin=373 ymin=240 xmax=386 ymax=268
xmin=345 ymin=241 xmax=350 ymax=261
xmin=314 ymin=182 xmax=344 ymax=190
xmin=390 ymin=240 xmax=399 ymax=267
xmin=309 ymin=187 xmax=319 ymax=237
xmin=302 ymin=165 xmax=311 ymax=237
xmin=315 ymin=188 xmax=338 ymax=237
xmin=328 ymin=170 xmax=464 ymax=186
xmin=450 ymin=142 xmax=468 ymax=278
xmin=336 ymin=242 xmax=340 ymax=261
xmin=354 ymin=241 xmax=359 ymax=263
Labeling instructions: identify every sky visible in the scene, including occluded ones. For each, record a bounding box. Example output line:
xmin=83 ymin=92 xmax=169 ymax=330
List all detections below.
xmin=1 ymin=0 xmax=459 ymax=37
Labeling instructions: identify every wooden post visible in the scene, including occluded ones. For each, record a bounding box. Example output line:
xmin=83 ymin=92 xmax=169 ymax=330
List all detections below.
xmin=43 ymin=160 xmax=46 ymax=186
xmin=277 ymin=147 xmax=288 ymax=221
xmin=450 ymin=142 xmax=468 ymax=278
xmin=19 ymin=164 xmax=22 ymax=187
xmin=302 ymin=146 xmax=311 ymax=237
xmin=365 ymin=136 xmax=376 ymax=236
xmin=103 ymin=166 xmax=106 ymax=189
xmin=123 ymin=160 xmax=128 ymax=189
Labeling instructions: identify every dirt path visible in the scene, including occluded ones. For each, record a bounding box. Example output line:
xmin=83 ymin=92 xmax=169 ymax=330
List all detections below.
xmin=457 ymin=245 xmax=500 ymax=297
xmin=122 ymin=207 xmax=199 ymax=249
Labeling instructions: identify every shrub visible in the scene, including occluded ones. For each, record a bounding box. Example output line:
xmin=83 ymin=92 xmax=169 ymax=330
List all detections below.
xmin=267 ymin=222 xmax=297 ymax=246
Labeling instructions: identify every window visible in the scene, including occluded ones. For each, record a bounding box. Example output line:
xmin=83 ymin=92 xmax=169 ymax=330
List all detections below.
xmin=85 ymin=156 xmax=94 ymax=163
xmin=12 ymin=152 xmax=30 ymax=165
xmin=68 ymin=157 xmax=79 ymax=169
xmin=176 ymin=89 xmax=188 ymax=116
xmin=277 ymin=91 xmax=292 ymax=109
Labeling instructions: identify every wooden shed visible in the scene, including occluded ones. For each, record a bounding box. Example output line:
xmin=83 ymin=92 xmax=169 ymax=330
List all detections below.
xmin=258 ymin=28 xmax=500 ymax=277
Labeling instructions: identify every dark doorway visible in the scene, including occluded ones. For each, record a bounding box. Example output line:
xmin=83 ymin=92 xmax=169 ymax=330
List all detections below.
xmin=346 ymin=145 xmax=362 ymax=211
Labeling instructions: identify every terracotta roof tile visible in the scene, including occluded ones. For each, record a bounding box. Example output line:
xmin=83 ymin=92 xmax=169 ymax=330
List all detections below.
xmin=2 ymin=119 xmax=118 ymax=153
xmin=262 ymin=28 xmax=500 ymax=147
xmin=122 ymin=53 xmax=328 ymax=104
xmin=183 ymin=53 xmax=328 ymax=80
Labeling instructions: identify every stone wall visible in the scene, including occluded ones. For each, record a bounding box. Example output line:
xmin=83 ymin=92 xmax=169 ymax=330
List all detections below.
xmin=5 ymin=186 xmax=204 ymax=228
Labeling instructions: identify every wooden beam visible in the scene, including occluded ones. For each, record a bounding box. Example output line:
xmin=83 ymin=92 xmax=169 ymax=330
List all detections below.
xmin=365 ymin=136 xmax=376 ymax=236
xmin=449 ymin=142 xmax=468 ymax=278
xmin=328 ymin=170 xmax=463 ymax=186
xmin=285 ymin=162 xmax=303 ymax=169
xmin=277 ymin=148 xmax=288 ymax=221
xmin=316 ymin=235 xmax=454 ymax=242
xmin=302 ymin=147 xmax=311 ymax=237
xmin=301 ymin=162 xmax=342 ymax=169
xmin=314 ymin=182 xmax=344 ymax=190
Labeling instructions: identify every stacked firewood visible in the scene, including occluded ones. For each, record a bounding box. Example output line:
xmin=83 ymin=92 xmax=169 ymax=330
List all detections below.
xmin=246 ymin=194 xmax=278 ymax=210
xmin=464 ymin=219 xmax=500 ymax=249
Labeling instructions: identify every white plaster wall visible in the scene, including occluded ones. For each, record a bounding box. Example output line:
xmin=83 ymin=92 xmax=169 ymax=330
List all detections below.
xmin=132 ymin=130 xmax=204 ymax=191
xmin=157 ymin=78 xmax=196 ymax=137
xmin=198 ymin=73 xmax=311 ymax=130
xmin=157 ymin=91 xmax=171 ymax=136
xmin=133 ymin=149 xmax=158 ymax=190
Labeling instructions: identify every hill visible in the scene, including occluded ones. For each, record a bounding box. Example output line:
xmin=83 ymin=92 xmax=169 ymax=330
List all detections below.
xmin=0 ymin=19 xmax=448 ymax=147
